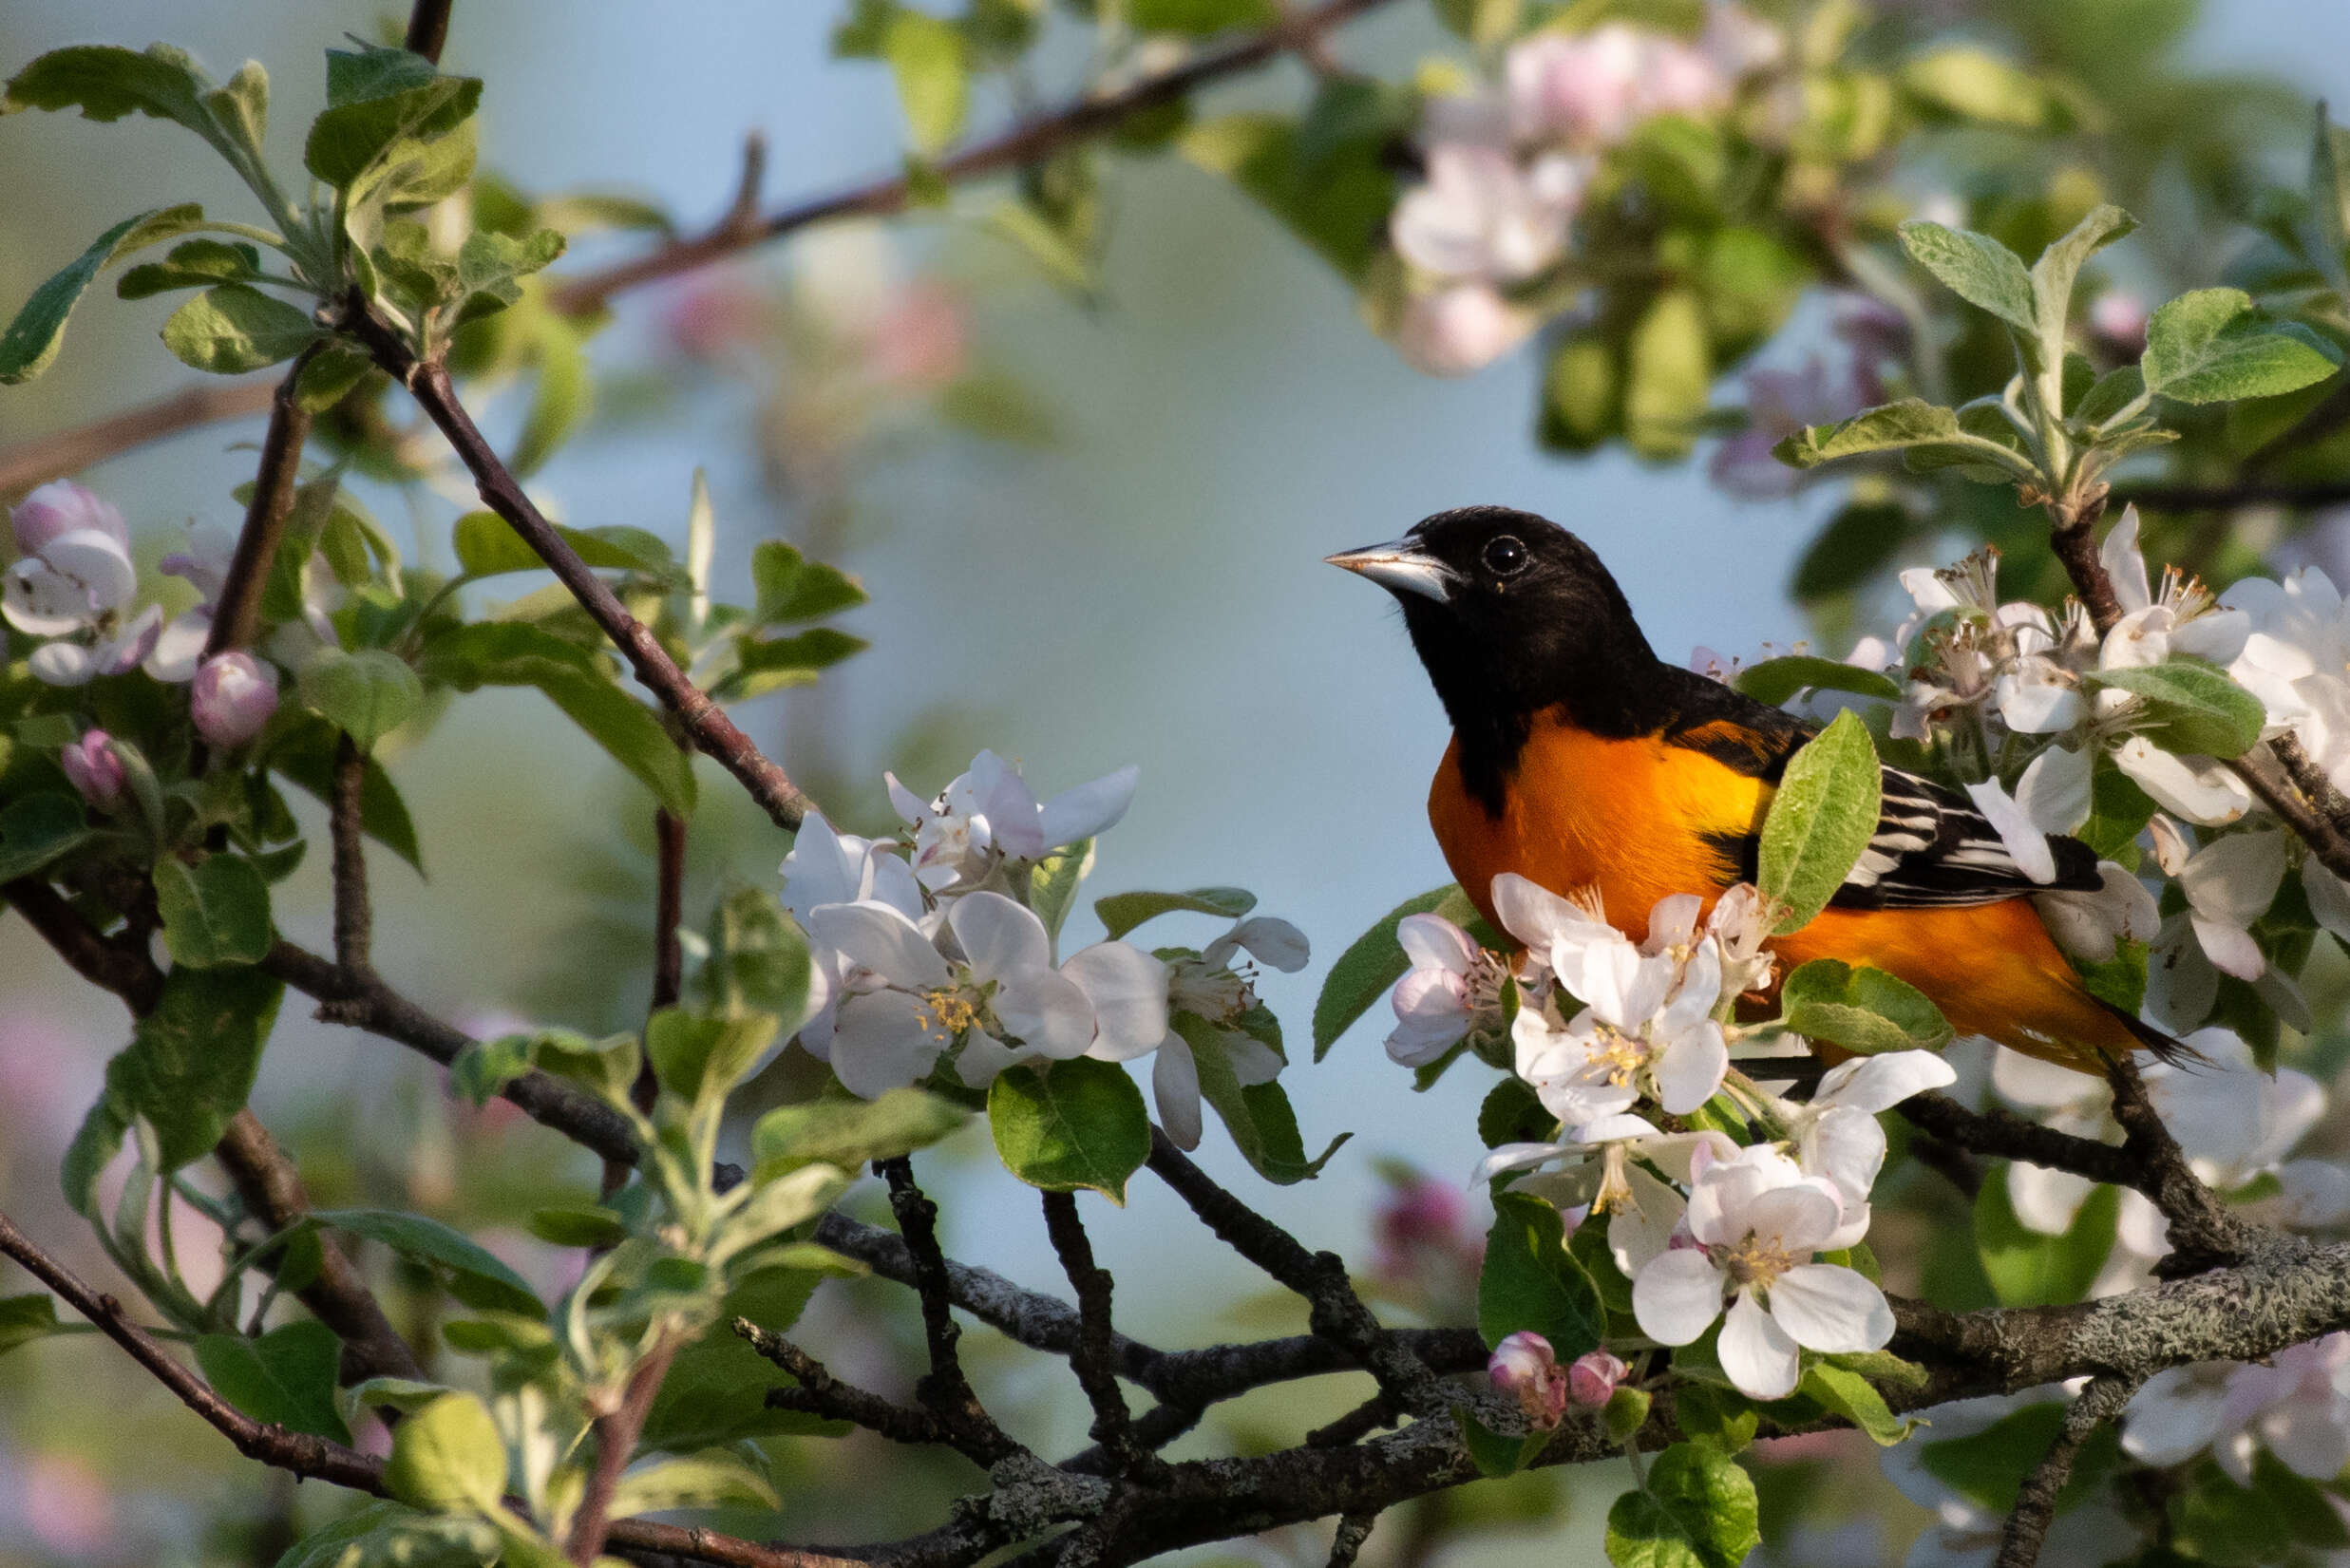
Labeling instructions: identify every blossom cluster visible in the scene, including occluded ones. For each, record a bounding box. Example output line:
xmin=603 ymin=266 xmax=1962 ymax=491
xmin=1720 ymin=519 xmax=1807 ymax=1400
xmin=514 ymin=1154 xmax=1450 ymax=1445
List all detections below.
xmin=1397 ymin=873 xmax=1950 ymax=1401
xmin=3 ymin=482 xmax=292 ymax=773
xmin=782 ymin=750 xmax=1305 ymax=1146
xmin=1387 ymin=6 xmax=1785 ymax=375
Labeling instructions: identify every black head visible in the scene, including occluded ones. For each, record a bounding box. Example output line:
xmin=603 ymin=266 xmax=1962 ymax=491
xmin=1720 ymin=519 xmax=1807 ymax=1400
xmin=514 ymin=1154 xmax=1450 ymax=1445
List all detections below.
xmin=1329 ymin=506 xmax=1670 ymax=801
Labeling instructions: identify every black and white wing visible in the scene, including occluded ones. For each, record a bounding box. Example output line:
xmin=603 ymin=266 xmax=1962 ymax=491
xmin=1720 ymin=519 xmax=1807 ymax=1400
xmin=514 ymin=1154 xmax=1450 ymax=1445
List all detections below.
xmin=1833 ymin=765 xmax=2101 ymax=909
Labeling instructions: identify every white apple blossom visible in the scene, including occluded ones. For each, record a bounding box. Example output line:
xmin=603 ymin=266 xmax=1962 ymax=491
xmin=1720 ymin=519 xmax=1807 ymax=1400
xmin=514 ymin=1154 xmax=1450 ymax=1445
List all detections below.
xmin=885 ymin=750 xmax=1137 ymax=891
xmin=1386 ymin=912 xmax=1515 ymax=1066
xmin=2144 ymin=829 xmax=2293 ymax=1031
xmin=1392 ymin=284 xmax=1537 ymax=376
xmin=2226 ymin=563 xmax=2350 ymax=792
xmin=1779 ymin=1051 xmax=1957 ymax=1228
xmin=781 ymin=811 xmax=926 ymax=1059
xmin=1389 ymin=142 xmax=1587 ymax=284
xmin=1511 ymin=915 xmax=1728 ymax=1124
xmin=5 ymin=482 xmax=151 ymax=688
xmin=1478 ymin=1114 xmax=1735 ymax=1276
xmin=2123 ymin=1334 xmax=2350 ymax=1486
xmin=1631 ymin=1143 xmax=1894 ymax=1399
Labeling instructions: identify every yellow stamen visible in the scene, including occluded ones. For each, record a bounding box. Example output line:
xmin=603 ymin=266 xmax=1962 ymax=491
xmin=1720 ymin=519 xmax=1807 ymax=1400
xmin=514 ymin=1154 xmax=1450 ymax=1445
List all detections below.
xmin=920 ymin=988 xmax=980 ymax=1037
xmin=1721 ymin=1231 xmax=1797 ymax=1292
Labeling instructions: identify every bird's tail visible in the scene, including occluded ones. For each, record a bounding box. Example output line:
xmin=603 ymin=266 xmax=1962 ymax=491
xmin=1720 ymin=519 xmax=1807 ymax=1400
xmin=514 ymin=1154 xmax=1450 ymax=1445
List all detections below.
xmin=2095 ymin=1000 xmax=2208 ymax=1070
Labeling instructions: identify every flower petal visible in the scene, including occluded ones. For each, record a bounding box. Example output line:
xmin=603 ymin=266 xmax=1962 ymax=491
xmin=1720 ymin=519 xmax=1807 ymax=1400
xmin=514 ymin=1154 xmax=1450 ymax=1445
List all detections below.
xmin=1718 ymin=1290 xmax=1800 ymax=1400
xmin=2016 ymin=744 xmax=2094 ymax=836
xmin=995 ymin=968 xmax=1095 ymax=1059
xmin=1397 ymin=913 xmax=1478 ymax=976
xmin=949 ymin=890 xmax=1052 ymax=983
xmin=830 ymin=991 xmax=949 ymax=1098
xmin=1964 ymin=778 xmax=2057 ymax=883
xmin=1769 ymin=1264 xmax=1892 ymax=1353
xmin=1652 ymin=1019 xmax=1728 ymax=1115
xmin=1743 ymin=1182 xmax=1843 ymax=1256
xmin=1631 ymin=1248 xmax=1726 ymax=1347
xmin=1227 ymin=916 xmax=1310 ymax=973
xmin=1039 ymin=765 xmax=1138 ymax=850
xmin=1064 ymin=941 xmax=1171 ymax=1062
xmin=1152 ymin=1035 xmax=1203 ymax=1150
xmin=809 ymin=900 xmax=951 ymax=990
xmin=2112 ymin=737 xmax=2252 ymax=825
xmin=1815 ymin=1050 xmax=1957 ymax=1114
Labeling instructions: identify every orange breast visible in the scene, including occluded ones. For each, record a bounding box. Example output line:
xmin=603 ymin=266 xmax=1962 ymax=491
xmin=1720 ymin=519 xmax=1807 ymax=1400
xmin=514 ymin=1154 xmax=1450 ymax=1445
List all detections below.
xmin=1426 ymin=708 xmax=2138 ymax=1071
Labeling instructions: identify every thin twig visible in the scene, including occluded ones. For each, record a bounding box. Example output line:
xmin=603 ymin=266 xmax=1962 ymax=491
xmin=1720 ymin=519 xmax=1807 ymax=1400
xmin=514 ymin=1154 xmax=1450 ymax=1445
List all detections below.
xmin=329 ymin=734 xmax=372 ymax=973
xmin=1306 ymin=1396 xmax=1397 ymax=1449
xmin=0 ymin=378 xmax=276 ymax=499
xmin=1040 ymin=1190 xmax=1156 ymax=1478
xmin=337 ymin=296 xmax=819 ymax=830
xmin=404 ymin=0 xmax=454 ymax=63
xmin=877 ymin=1158 xmax=1024 ymax=1464
xmin=1146 ymin=1130 xmax=1450 ymax=1419
xmin=567 ymin=1338 xmax=678 ymax=1565
xmin=1990 ymin=1373 xmax=2143 ymax=1568
xmin=1 ymin=877 xmax=163 ymax=1011
xmin=202 ymin=344 xmax=320 ymax=661
xmin=735 ymin=1319 xmax=990 ymax=1460
xmin=651 ymin=805 xmax=687 ymax=1013
xmin=257 ymin=940 xmax=638 ymax=1162
xmin=547 ymin=0 xmax=1401 ymax=316
xmin=1898 ymin=1094 xmax=2135 ymax=1188
xmin=2105 ymin=1057 xmax=2248 ymax=1270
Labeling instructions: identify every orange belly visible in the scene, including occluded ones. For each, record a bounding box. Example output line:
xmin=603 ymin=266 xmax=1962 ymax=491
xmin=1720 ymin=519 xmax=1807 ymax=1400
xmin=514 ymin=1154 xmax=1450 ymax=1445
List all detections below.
xmin=1428 ymin=718 xmax=2135 ymax=1071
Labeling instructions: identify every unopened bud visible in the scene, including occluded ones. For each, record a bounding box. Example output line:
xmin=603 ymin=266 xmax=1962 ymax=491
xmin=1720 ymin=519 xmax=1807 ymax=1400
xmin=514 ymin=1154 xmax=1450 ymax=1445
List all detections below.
xmin=1568 ymin=1349 xmax=1629 ymax=1407
xmin=190 ymin=652 xmax=279 ymax=748
xmin=58 ymin=729 xmax=124 ymax=810
xmin=1488 ymin=1331 xmax=1567 ymax=1429
xmin=1602 ymin=1384 xmax=1651 ymax=1443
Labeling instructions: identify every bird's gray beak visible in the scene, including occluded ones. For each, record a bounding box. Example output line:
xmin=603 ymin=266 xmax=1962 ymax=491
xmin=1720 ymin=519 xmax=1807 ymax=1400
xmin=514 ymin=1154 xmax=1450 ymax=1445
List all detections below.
xmin=1325 ymin=539 xmax=1455 ymax=602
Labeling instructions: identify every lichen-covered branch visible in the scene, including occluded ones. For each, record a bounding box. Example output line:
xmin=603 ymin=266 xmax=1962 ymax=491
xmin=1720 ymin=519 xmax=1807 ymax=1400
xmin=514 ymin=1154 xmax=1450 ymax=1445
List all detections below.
xmin=1991 ymin=1373 xmax=2143 ymax=1568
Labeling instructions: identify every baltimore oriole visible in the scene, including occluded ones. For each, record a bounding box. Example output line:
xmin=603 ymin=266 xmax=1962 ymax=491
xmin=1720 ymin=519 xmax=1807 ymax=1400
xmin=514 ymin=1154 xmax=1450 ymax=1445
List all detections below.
xmin=1329 ymin=504 xmax=2181 ymax=1075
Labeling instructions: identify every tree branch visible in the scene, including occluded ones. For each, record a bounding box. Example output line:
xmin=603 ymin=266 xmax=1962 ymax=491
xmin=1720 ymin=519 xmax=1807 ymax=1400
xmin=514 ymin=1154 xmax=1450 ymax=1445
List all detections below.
xmin=201 ymin=344 xmax=319 ymax=662
xmin=877 ymin=1157 xmax=1025 ymax=1465
xmin=737 ymin=1318 xmax=993 ymax=1461
xmin=1898 ymin=1093 xmax=2137 ymax=1187
xmin=546 ymin=0 xmax=1401 ymax=316
xmin=1145 ymin=1130 xmax=1450 ymax=1419
xmin=1325 ymin=1513 xmax=1376 ymax=1568
xmin=2105 ymin=1056 xmax=2249 ymax=1271
xmin=336 ymin=295 xmax=818 ymax=830
xmin=404 ymin=0 xmax=454 ymax=63
xmin=330 ymin=734 xmax=373 ymax=973
xmin=1990 ymin=1372 xmax=2143 ymax=1568
xmin=1039 ymin=1190 xmax=1156 ymax=1479
xmin=567 ymin=1338 xmax=678 ymax=1565
xmin=0 ymin=378 xmax=276 ymax=499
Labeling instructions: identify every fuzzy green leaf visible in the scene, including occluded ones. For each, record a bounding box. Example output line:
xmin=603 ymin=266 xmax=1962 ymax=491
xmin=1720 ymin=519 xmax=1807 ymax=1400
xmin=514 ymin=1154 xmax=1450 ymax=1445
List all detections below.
xmin=1095 ymin=886 xmax=1258 ymax=939
xmin=1758 ymin=710 xmax=1882 ymax=934
xmin=0 ymin=205 xmax=207 ymax=383
xmin=154 ymin=854 xmax=275 ymax=969
xmin=1478 ymin=1192 xmax=1603 ymax=1356
xmin=2084 ymin=658 xmax=2267 ymax=759
xmin=196 ymin=1320 xmax=351 ymax=1443
xmin=988 ymin=1058 xmax=1151 ymax=1203
xmin=1780 ymin=959 xmax=1954 ymax=1053
xmin=1897 ymin=220 xmax=2037 ymax=335
xmin=1603 ymin=1442 xmax=1761 ymax=1568
xmin=296 ymin=647 xmax=422 ymax=751
xmin=160 ymin=283 xmax=318 ymax=374
xmin=2142 ymin=288 xmax=2341 ymax=405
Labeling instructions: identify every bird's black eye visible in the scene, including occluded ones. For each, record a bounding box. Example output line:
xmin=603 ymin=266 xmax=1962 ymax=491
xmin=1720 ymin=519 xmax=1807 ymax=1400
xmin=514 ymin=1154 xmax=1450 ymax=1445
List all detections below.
xmin=1483 ymin=535 xmax=1528 ymax=577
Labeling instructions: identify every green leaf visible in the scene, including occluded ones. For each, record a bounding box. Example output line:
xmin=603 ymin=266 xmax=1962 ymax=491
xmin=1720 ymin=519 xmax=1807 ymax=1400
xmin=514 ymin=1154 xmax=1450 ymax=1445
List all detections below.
xmin=1478 ymin=1192 xmax=1603 ymax=1357
xmin=294 ymin=343 xmax=373 ymax=412
xmin=118 ymin=236 xmax=265 ymax=298
xmin=1030 ymin=840 xmax=1092 ymax=941
xmin=2171 ymin=1450 xmax=2350 ymax=1563
xmin=531 ymin=1028 xmax=642 ymax=1105
xmin=524 ymin=1204 xmax=629 ymax=1248
xmin=752 ymin=1087 xmax=968 ymax=1180
xmin=2030 ymin=204 xmax=2136 ymax=361
xmin=1478 ymin=1075 xmax=1554 ymax=1149
xmin=2142 ymin=288 xmax=2341 ymax=405
xmin=1758 ymin=710 xmax=1882 ymax=934
xmin=1456 ymin=1406 xmax=1548 ymax=1479
xmin=1974 ymin=1162 xmax=2117 ymax=1307
xmin=749 ymin=541 xmax=867 ymax=625
xmin=160 ymin=284 xmax=318 ymax=374
xmin=2083 ymin=658 xmax=2267 ymax=759
xmin=154 ymin=855 xmax=275 ymax=968
xmin=699 ymin=885 xmax=814 ymax=1024
xmin=510 ymin=312 xmax=590 ymax=478
xmin=385 ymin=1391 xmax=506 ymax=1510
xmin=1174 ymin=1014 xmax=1346 ymax=1185
xmin=1779 ymin=959 xmax=1954 ymax=1053
xmin=1179 ymin=111 xmax=1395 ymax=283
xmin=271 ymin=1501 xmax=500 ymax=1568
xmin=104 ymin=965 xmax=282 ymax=1172
xmin=1772 ymin=398 xmax=1989 ymax=472
xmin=1732 ymin=656 xmax=1901 ymax=708
xmin=1131 ymin=0 xmax=1277 ymax=31
xmin=609 ymin=1449 xmax=780 ymax=1516
xmin=2073 ymin=365 xmax=2145 ymax=428
xmin=195 ymin=1320 xmax=351 ymax=1443
xmin=1900 ymin=46 xmax=2057 ymax=129
xmin=449 ymin=510 xmax=674 ymax=578
xmin=4 ymin=44 xmax=214 ymax=132
xmin=305 ymin=48 xmax=482 ymax=190
xmin=1798 ymin=1362 xmax=1910 ymax=1445
xmin=0 ymin=205 xmax=206 ymax=383
xmin=1672 ymin=1381 xmax=1758 ymax=1454
xmin=0 ymin=793 xmax=92 ymax=882
xmin=313 ymin=1209 xmax=543 ymax=1317
xmin=296 ymin=647 xmax=422 ymax=751
xmin=270 ymin=720 xmax=422 ymax=872
xmin=1603 ymin=1442 xmax=1760 ymax=1568
xmin=1623 ymin=288 xmax=1713 ymax=462
xmin=1919 ymin=1401 xmax=2076 ymax=1512
xmin=988 ymin=1058 xmax=1151 ymax=1203
xmin=1897 ymin=220 xmax=2037 ymax=336
xmin=204 ymin=58 xmax=268 ymax=152
xmin=1095 ymin=886 xmax=1257 ymax=940
xmin=0 ymin=1294 xmax=62 ymax=1359
xmin=639 ymin=1267 xmax=840 ymax=1451
xmin=883 ymin=9 xmax=966 ymax=156
xmin=713 ymin=628 xmax=869 ymax=702
xmin=646 ymin=1007 xmax=777 ymax=1107
xmin=418 ymin=622 xmax=693 ymax=817
xmin=450 ymin=1034 xmax=537 ymax=1107
xmin=1311 ymin=884 xmax=1458 ymax=1060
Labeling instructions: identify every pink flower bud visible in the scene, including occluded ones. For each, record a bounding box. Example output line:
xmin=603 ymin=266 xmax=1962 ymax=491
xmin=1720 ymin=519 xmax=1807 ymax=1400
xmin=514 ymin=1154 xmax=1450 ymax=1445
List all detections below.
xmin=1567 ymin=1349 xmax=1628 ymax=1407
xmin=58 ymin=729 xmax=124 ymax=810
xmin=1488 ymin=1331 xmax=1568 ymax=1429
xmin=2090 ymin=292 xmax=2149 ymax=354
xmin=190 ymin=652 xmax=279 ymax=748
xmin=9 ymin=480 xmax=129 ymax=557
xmin=1376 ymin=1174 xmax=1469 ymax=1254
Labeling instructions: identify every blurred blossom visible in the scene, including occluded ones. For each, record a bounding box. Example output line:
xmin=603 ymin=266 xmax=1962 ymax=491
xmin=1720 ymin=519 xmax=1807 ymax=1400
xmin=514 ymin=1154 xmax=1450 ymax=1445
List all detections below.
xmin=190 ymin=652 xmax=279 ymax=747
xmin=58 ymin=729 xmax=124 ymax=811
xmin=1370 ymin=1165 xmax=1483 ymax=1320
xmin=1567 ymin=1348 xmax=1628 ymax=1407
xmin=664 ymin=273 xmax=769 ymax=361
xmin=16 ymin=1448 xmax=117 ymax=1559
xmin=2124 ymin=1334 xmax=2350 ymax=1485
xmin=1393 ymin=285 xmax=1536 ymax=375
xmin=1830 ymin=291 xmax=1910 ymax=374
xmin=1390 ymin=143 xmax=1586 ymax=284
xmin=866 ymin=279 xmax=968 ymax=390
xmin=1488 ymin=1331 xmax=1568 ymax=1427
xmin=2088 ymin=291 xmax=2149 ymax=355
xmin=10 ymin=479 xmax=127 ymax=557
xmin=1710 ymin=357 xmax=1871 ymax=499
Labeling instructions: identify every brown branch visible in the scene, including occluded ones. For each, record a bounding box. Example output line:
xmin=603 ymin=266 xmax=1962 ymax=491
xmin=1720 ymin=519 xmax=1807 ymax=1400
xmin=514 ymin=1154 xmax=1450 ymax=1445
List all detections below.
xmin=736 ymin=1319 xmax=991 ymax=1461
xmin=1990 ymin=1373 xmax=2142 ymax=1568
xmin=404 ymin=0 xmax=454 ymax=63
xmin=652 ymin=805 xmax=687 ymax=1012
xmin=546 ymin=0 xmax=1400 ymax=316
xmin=878 ymin=1157 xmax=1024 ymax=1465
xmin=1040 ymin=1190 xmax=1155 ymax=1479
xmin=1326 ymin=1514 xmax=1376 ymax=1568
xmin=0 ymin=378 xmax=276 ymax=499
xmin=1145 ymin=1130 xmax=1450 ymax=1419
xmin=1 ymin=878 xmax=163 ymax=1011
xmin=2106 ymin=1056 xmax=2249 ymax=1271
xmin=567 ymin=1338 xmax=678 ymax=1565
xmin=337 ymin=296 xmax=817 ymax=830
xmin=1899 ymin=1093 xmax=2137 ymax=1187
xmin=257 ymin=939 xmax=641 ymax=1166
xmin=202 ymin=345 xmax=320 ymax=661
xmin=330 ymin=734 xmax=372 ymax=973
